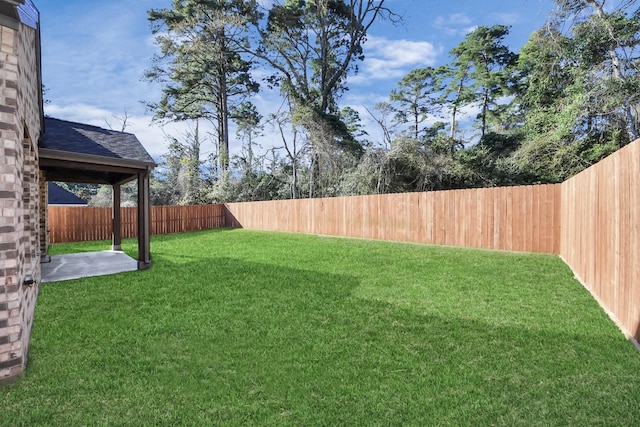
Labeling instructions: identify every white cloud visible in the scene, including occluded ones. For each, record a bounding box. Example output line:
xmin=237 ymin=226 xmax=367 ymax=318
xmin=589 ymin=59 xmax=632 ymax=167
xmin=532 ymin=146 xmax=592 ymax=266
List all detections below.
xmin=40 ymin=1 xmax=158 ymax=118
xmin=435 ymin=13 xmax=472 ymax=27
xmin=351 ymin=36 xmax=441 ymax=84
xmin=491 ymin=12 xmax=522 ymax=26
xmin=433 ymin=13 xmax=477 ymax=36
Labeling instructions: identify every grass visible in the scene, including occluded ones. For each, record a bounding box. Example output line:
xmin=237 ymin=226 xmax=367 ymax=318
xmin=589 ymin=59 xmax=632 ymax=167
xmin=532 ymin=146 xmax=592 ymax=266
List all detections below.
xmin=3 ymin=228 xmax=640 ymax=426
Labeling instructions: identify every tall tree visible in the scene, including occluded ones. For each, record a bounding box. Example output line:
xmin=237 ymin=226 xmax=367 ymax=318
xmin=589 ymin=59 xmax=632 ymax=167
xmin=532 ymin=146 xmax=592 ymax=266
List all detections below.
xmin=253 ymin=0 xmax=396 ymax=197
xmin=390 ymin=66 xmax=445 ymax=140
xmin=340 ymin=106 xmax=369 ymax=144
xmin=505 ymin=23 xmax=582 ymax=182
xmin=233 ymin=101 xmax=263 ymax=179
xmin=154 ymin=123 xmax=207 ymax=205
xmin=511 ymin=2 xmax=640 ymax=182
xmin=258 ymin=0 xmax=394 ymax=115
xmin=366 ymin=101 xmax=396 ymax=149
xmin=553 ymin=0 xmax=640 ymax=141
xmin=440 ymin=63 xmax=471 ymax=140
xmin=146 ymin=0 xmax=260 ymax=175
xmin=447 ymin=25 xmax=517 ymax=139
xmin=269 ymin=104 xmax=307 ymax=199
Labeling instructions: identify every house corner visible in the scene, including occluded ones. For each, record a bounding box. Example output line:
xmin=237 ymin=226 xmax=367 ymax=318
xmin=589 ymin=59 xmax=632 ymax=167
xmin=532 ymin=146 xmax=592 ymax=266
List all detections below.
xmin=0 ymin=0 xmax=44 ymax=383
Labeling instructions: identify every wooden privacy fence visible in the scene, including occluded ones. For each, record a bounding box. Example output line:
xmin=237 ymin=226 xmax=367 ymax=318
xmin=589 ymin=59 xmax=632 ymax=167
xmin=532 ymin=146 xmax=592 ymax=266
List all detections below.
xmin=47 ymin=138 xmax=640 ymax=342
xmin=225 ymin=184 xmax=562 ymax=254
xmin=560 ymin=139 xmax=640 ymax=342
xmin=48 ymin=204 xmax=226 ymax=243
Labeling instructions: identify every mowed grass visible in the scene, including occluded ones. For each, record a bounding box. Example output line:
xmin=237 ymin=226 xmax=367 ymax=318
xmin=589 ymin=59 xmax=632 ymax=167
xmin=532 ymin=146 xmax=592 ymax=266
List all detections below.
xmin=3 ymin=229 xmax=640 ymax=426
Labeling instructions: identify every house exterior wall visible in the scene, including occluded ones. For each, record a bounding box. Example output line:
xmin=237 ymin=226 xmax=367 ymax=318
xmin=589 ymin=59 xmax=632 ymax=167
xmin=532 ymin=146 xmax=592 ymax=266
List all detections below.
xmin=0 ymin=18 xmax=42 ymax=383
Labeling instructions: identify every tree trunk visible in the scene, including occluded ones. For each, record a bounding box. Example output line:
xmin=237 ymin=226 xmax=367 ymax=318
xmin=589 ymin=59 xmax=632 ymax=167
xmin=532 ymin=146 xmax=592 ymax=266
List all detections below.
xmin=450 ymin=105 xmax=458 ymax=140
xmin=481 ymin=89 xmax=489 ymax=138
xmin=450 ymin=75 xmax=466 ymax=139
xmin=219 ymin=74 xmax=230 ymax=175
xmin=189 ymin=120 xmax=201 ymax=201
xmin=291 ymin=162 xmax=298 ymax=200
xmin=309 ymin=151 xmax=318 ymax=199
xmin=413 ymin=105 xmax=419 ymax=140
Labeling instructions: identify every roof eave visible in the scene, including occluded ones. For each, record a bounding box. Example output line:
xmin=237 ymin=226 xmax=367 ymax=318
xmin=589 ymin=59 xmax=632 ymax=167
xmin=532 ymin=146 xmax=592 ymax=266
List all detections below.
xmin=0 ymin=1 xmax=36 ymax=29
xmin=0 ymin=1 xmax=23 ymax=31
xmin=39 ymin=147 xmax=156 ymax=171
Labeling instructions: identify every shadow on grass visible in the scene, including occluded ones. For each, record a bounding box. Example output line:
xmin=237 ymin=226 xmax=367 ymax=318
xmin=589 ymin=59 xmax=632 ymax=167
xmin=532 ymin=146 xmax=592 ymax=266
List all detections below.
xmin=8 ymin=252 xmax=640 ymax=426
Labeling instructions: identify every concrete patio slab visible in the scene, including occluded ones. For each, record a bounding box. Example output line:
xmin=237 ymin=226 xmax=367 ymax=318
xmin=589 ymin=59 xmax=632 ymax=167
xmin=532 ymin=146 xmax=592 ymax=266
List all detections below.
xmin=41 ymin=250 xmax=138 ymax=283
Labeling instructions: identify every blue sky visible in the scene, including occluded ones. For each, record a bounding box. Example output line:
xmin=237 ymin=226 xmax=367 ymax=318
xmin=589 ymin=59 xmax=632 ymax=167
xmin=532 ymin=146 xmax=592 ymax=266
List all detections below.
xmin=38 ymin=0 xmax=555 ymax=160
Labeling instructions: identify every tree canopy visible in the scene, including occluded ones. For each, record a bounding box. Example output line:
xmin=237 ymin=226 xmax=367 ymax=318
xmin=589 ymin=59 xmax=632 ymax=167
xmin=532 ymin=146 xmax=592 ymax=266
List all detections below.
xmin=141 ymin=0 xmax=640 ymax=205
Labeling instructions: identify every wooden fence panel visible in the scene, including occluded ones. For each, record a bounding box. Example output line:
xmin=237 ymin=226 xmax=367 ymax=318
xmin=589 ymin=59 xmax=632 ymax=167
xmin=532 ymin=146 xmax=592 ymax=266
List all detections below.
xmin=51 ymin=187 xmax=562 ymax=255
xmin=561 ymin=137 xmax=640 ymax=341
xmin=48 ymin=204 xmax=226 ymax=244
xmin=48 ymin=207 xmax=110 ymax=243
xmin=224 ymin=184 xmax=562 ymax=254
xmin=631 ymin=141 xmax=640 ymax=340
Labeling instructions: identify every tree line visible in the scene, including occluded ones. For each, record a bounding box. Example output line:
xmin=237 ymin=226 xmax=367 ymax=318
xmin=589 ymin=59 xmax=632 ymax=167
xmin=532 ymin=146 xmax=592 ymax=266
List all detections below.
xmin=63 ymin=0 xmax=640 ymax=206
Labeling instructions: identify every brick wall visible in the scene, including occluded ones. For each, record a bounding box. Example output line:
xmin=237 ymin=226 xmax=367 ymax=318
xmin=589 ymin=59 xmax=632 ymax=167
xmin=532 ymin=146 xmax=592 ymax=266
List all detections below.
xmin=0 ymin=20 xmax=42 ymax=382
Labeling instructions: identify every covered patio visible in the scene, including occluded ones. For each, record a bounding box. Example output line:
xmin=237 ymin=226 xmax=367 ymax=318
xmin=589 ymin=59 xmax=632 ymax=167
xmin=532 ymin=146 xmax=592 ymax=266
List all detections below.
xmin=39 ymin=117 xmax=156 ymax=274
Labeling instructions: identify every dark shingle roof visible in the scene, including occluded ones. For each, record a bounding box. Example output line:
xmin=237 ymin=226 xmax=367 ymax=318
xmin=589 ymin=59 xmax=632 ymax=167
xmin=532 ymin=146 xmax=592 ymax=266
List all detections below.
xmin=41 ymin=117 xmax=154 ymax=165
xmin=0 ymin=0 xmax=39 ymax=30
xmin=47 ymin=182 xmax=87 ymax=205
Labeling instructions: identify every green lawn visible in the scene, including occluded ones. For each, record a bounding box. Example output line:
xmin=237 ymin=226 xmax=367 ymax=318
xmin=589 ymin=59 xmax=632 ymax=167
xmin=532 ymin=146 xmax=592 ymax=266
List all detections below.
xmin=3 ymin=229 xmax=640 ymax=426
